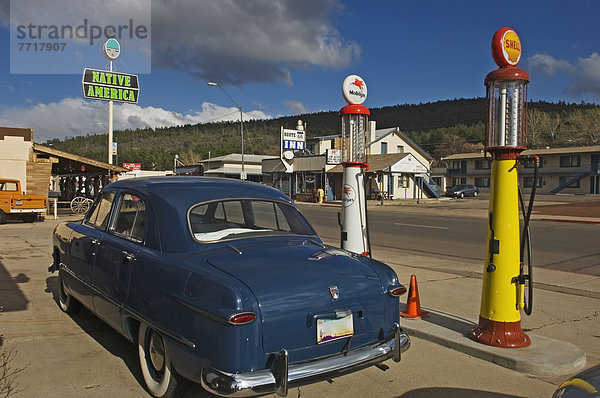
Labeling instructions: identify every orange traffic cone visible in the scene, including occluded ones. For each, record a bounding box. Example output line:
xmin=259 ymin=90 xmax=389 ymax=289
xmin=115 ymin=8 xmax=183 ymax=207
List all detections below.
xmin=400 ymin=275 xmax=429 ymax=319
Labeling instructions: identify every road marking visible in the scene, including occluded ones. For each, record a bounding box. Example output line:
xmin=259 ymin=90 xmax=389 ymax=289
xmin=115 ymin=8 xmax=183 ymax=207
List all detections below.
xmin=393 ymin=222 xmax=448 ymax=230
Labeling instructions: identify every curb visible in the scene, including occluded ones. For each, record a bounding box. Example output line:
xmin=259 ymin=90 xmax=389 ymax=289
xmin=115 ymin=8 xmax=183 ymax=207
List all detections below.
xmin=400 ymin=309 xmax=587 ymax=377
xmin=540 ymin=218 xmax=600 ymax=224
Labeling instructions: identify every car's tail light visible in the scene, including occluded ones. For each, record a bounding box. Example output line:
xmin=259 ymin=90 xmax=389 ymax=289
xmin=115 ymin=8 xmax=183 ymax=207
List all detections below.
xmin=228 ymin=312 xmax=256 ymax=325
xmin=389 ymin=286 xmax=407 ymax=297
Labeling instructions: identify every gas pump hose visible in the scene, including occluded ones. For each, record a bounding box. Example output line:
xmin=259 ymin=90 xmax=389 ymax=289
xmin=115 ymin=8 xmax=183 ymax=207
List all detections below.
xmin=517 ymin=155 xmax=540 ymax=316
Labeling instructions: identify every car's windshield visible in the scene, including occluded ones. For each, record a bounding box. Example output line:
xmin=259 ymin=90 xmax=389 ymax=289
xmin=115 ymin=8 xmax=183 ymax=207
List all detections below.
xmin=188 ymin=199 xmax=317 ymax=243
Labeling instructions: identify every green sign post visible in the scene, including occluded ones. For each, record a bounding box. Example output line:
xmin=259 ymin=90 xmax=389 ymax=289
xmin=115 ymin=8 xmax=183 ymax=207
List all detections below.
xmin=82 ymin=39 xmax=140 ymax=164
xmin=82 ymin=68 xmax=139 ymax=103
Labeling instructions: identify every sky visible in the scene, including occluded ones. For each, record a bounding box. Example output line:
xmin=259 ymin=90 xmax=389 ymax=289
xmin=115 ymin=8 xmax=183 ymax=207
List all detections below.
xmin=1 ymin=0 xmax=600 ymax=143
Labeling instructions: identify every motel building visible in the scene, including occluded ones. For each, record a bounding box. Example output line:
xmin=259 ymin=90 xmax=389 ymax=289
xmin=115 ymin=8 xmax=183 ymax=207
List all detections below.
xmin=262 ymin=122 xmax=441 ymax=201
xmin=439 ymin=146 xmax=600 ymax=195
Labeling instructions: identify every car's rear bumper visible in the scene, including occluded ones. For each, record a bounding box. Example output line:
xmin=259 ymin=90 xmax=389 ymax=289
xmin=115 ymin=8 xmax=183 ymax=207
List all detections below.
xmin=200 ymin=323 xmax=410 ymax=397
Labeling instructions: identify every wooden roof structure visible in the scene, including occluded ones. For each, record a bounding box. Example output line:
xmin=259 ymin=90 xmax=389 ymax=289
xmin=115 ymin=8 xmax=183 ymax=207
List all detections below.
xmin=33 ymin=144 xmax=128 ymax=175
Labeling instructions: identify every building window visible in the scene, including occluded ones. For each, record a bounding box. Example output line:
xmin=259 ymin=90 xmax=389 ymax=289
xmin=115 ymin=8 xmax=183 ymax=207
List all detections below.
xmin=381 ymin=142 xmax=387 ymax=154
xmin=524 ymin=177 xmax=543 ymax=188
xmin=474 ymin=177 xmax=490 ymax=187
xmin=474 ymin=159 xmax=491 ymax=170
xmin=450 ymin=160 xmax=467 ymax=174
xmin=524 ymin=156 xmax=543 ymax=168
xmin=460 ymin=178 xmax=467 ymax=184
xmin=560 ymin=155 xmax=581 ymax=167
xmin=559 ymin=176 xmax=580 ymax=188
xmin=398 ymin=175 xmax=408 ymax=188
xmin=397 ymin=145 xmax=404 ymax=153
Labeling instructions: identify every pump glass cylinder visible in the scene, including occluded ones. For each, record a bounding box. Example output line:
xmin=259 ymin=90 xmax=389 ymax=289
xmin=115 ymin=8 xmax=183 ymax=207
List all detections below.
xmin=341 ymin=113 xmax=368 ymax=162
xmin=486 ymin=80 xmax=527 ymax=148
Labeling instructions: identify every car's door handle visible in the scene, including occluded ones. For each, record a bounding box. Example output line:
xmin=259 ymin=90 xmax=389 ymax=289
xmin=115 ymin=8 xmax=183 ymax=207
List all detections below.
xmin=122 ymin=251 xmax=136 ymax=262
xmin=90 ymin=238 xmax=100 ymax=256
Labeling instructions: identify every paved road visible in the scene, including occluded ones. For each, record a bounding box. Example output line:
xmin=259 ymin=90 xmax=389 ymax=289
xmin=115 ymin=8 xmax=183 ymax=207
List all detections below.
xmin=298 ymin=205 xmax=600 ymax=276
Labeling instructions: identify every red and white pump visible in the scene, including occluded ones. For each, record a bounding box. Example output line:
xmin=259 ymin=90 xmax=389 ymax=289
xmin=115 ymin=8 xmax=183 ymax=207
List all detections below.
xmin=339 ymin=75 xmax=371 ymax=256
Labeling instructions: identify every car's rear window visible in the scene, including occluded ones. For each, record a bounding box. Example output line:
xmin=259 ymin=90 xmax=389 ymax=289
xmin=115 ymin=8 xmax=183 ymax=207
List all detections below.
xmin=188 ymin=199 xmax=316 ymax=242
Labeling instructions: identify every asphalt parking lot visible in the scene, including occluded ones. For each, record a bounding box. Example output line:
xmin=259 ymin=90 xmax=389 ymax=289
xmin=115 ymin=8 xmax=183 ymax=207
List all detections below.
xmin=1 ymin=201 xmax=599 ymax=397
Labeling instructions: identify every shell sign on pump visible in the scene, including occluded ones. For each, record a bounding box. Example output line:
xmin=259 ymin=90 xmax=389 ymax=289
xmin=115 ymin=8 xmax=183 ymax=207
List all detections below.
xmin=491 ymin=27 xmax=522 ymax=67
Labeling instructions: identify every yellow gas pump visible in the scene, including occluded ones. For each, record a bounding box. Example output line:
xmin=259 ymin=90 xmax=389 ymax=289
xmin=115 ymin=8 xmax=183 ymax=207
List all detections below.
xmin=469 ymin=27 xmax=536 ymax=348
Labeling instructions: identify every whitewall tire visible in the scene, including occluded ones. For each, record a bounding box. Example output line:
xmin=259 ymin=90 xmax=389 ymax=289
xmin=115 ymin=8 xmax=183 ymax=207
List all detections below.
xmin=57 ymin=270 xmax=80 ymax=313
xmin=138 ymin=323 xmax=183 ymax=398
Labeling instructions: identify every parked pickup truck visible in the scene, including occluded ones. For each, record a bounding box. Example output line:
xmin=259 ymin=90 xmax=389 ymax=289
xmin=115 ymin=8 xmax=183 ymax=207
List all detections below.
xmin=0 ymin=178 xmax=47 ymax=224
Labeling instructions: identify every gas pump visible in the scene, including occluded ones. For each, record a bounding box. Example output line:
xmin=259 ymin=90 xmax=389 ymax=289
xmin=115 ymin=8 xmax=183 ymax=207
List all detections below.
xmin=339 ymin=75 xmax=371 ymax=256
xmin=469 ymin=28 xmax=538 ymax=348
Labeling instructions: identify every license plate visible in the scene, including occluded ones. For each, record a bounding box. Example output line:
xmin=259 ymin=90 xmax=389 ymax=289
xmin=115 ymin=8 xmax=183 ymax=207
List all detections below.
xmin=317 ymin=314 xmax=353 ymax=344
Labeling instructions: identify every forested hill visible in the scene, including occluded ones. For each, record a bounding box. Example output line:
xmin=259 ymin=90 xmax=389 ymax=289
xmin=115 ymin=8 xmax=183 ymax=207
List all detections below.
xmin=45 ymin=98 xmax=600 ymax=170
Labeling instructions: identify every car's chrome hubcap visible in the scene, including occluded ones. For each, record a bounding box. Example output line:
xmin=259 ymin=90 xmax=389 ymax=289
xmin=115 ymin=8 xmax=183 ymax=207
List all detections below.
xmin=148 ymin=331 xmax=165 ymax=371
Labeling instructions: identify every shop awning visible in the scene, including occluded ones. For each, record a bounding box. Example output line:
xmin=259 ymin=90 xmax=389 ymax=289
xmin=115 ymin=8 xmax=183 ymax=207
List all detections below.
xmin=327 ymin=153 xmax=412 ymax=173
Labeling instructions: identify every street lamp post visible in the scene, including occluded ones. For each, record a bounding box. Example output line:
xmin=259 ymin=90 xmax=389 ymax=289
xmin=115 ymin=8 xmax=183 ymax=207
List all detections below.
xmin=207 ymin=82 xmax=245 ymax=179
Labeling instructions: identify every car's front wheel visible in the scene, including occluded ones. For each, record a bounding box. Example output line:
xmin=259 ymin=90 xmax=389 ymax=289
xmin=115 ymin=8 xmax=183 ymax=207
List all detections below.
xmin=459 ymin=192 xmax=465 ymax=198
xmin=473 ymin=191 xmax=478 ymax=197
xmin=138 ymin=323 xmax=184 ymax=398
xmin=57 ymin=269 xmax=80 ymax=313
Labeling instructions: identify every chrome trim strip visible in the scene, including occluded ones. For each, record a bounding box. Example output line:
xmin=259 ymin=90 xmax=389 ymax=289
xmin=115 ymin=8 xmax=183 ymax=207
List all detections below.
xmin=176 ymin=298 xmax=229 ymax=326
xmin=200 ymin=330 xmax=410 ymax=397
xmin=121 ymin=305 xmax=196 ymax=349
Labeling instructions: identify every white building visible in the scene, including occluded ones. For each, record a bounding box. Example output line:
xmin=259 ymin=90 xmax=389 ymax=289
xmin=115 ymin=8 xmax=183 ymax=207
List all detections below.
xmin=263 ymin=122 xmax=439 ymax=201
xmin=200 ymin=154 xmax=276 ymax=182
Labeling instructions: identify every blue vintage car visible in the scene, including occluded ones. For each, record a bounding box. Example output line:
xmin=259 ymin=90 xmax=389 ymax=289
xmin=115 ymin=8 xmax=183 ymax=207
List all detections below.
xmin=50 ymin=177 xmax=410 ymax=397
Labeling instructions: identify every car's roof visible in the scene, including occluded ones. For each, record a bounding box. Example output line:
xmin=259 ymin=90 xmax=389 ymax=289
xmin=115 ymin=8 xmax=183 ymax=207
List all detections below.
xmin=104 ymin=177 xmax=296 ymax=252
xmin=107 ymin=176 xmax=292 ymax=203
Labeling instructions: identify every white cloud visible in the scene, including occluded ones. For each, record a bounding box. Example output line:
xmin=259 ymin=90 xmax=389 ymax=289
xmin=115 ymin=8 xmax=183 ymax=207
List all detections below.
xmin=528 ymin=53 xmax=573 ymax=76
xmin=528 ymin=52 xmax=600 ymax=98
xmin=285 ymin=100 xmax=308 ymax=115
xmin=570 ymin=53 xmax=600 ymax=95
xmin=0 ymin=97 xmax=270 ymax=142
